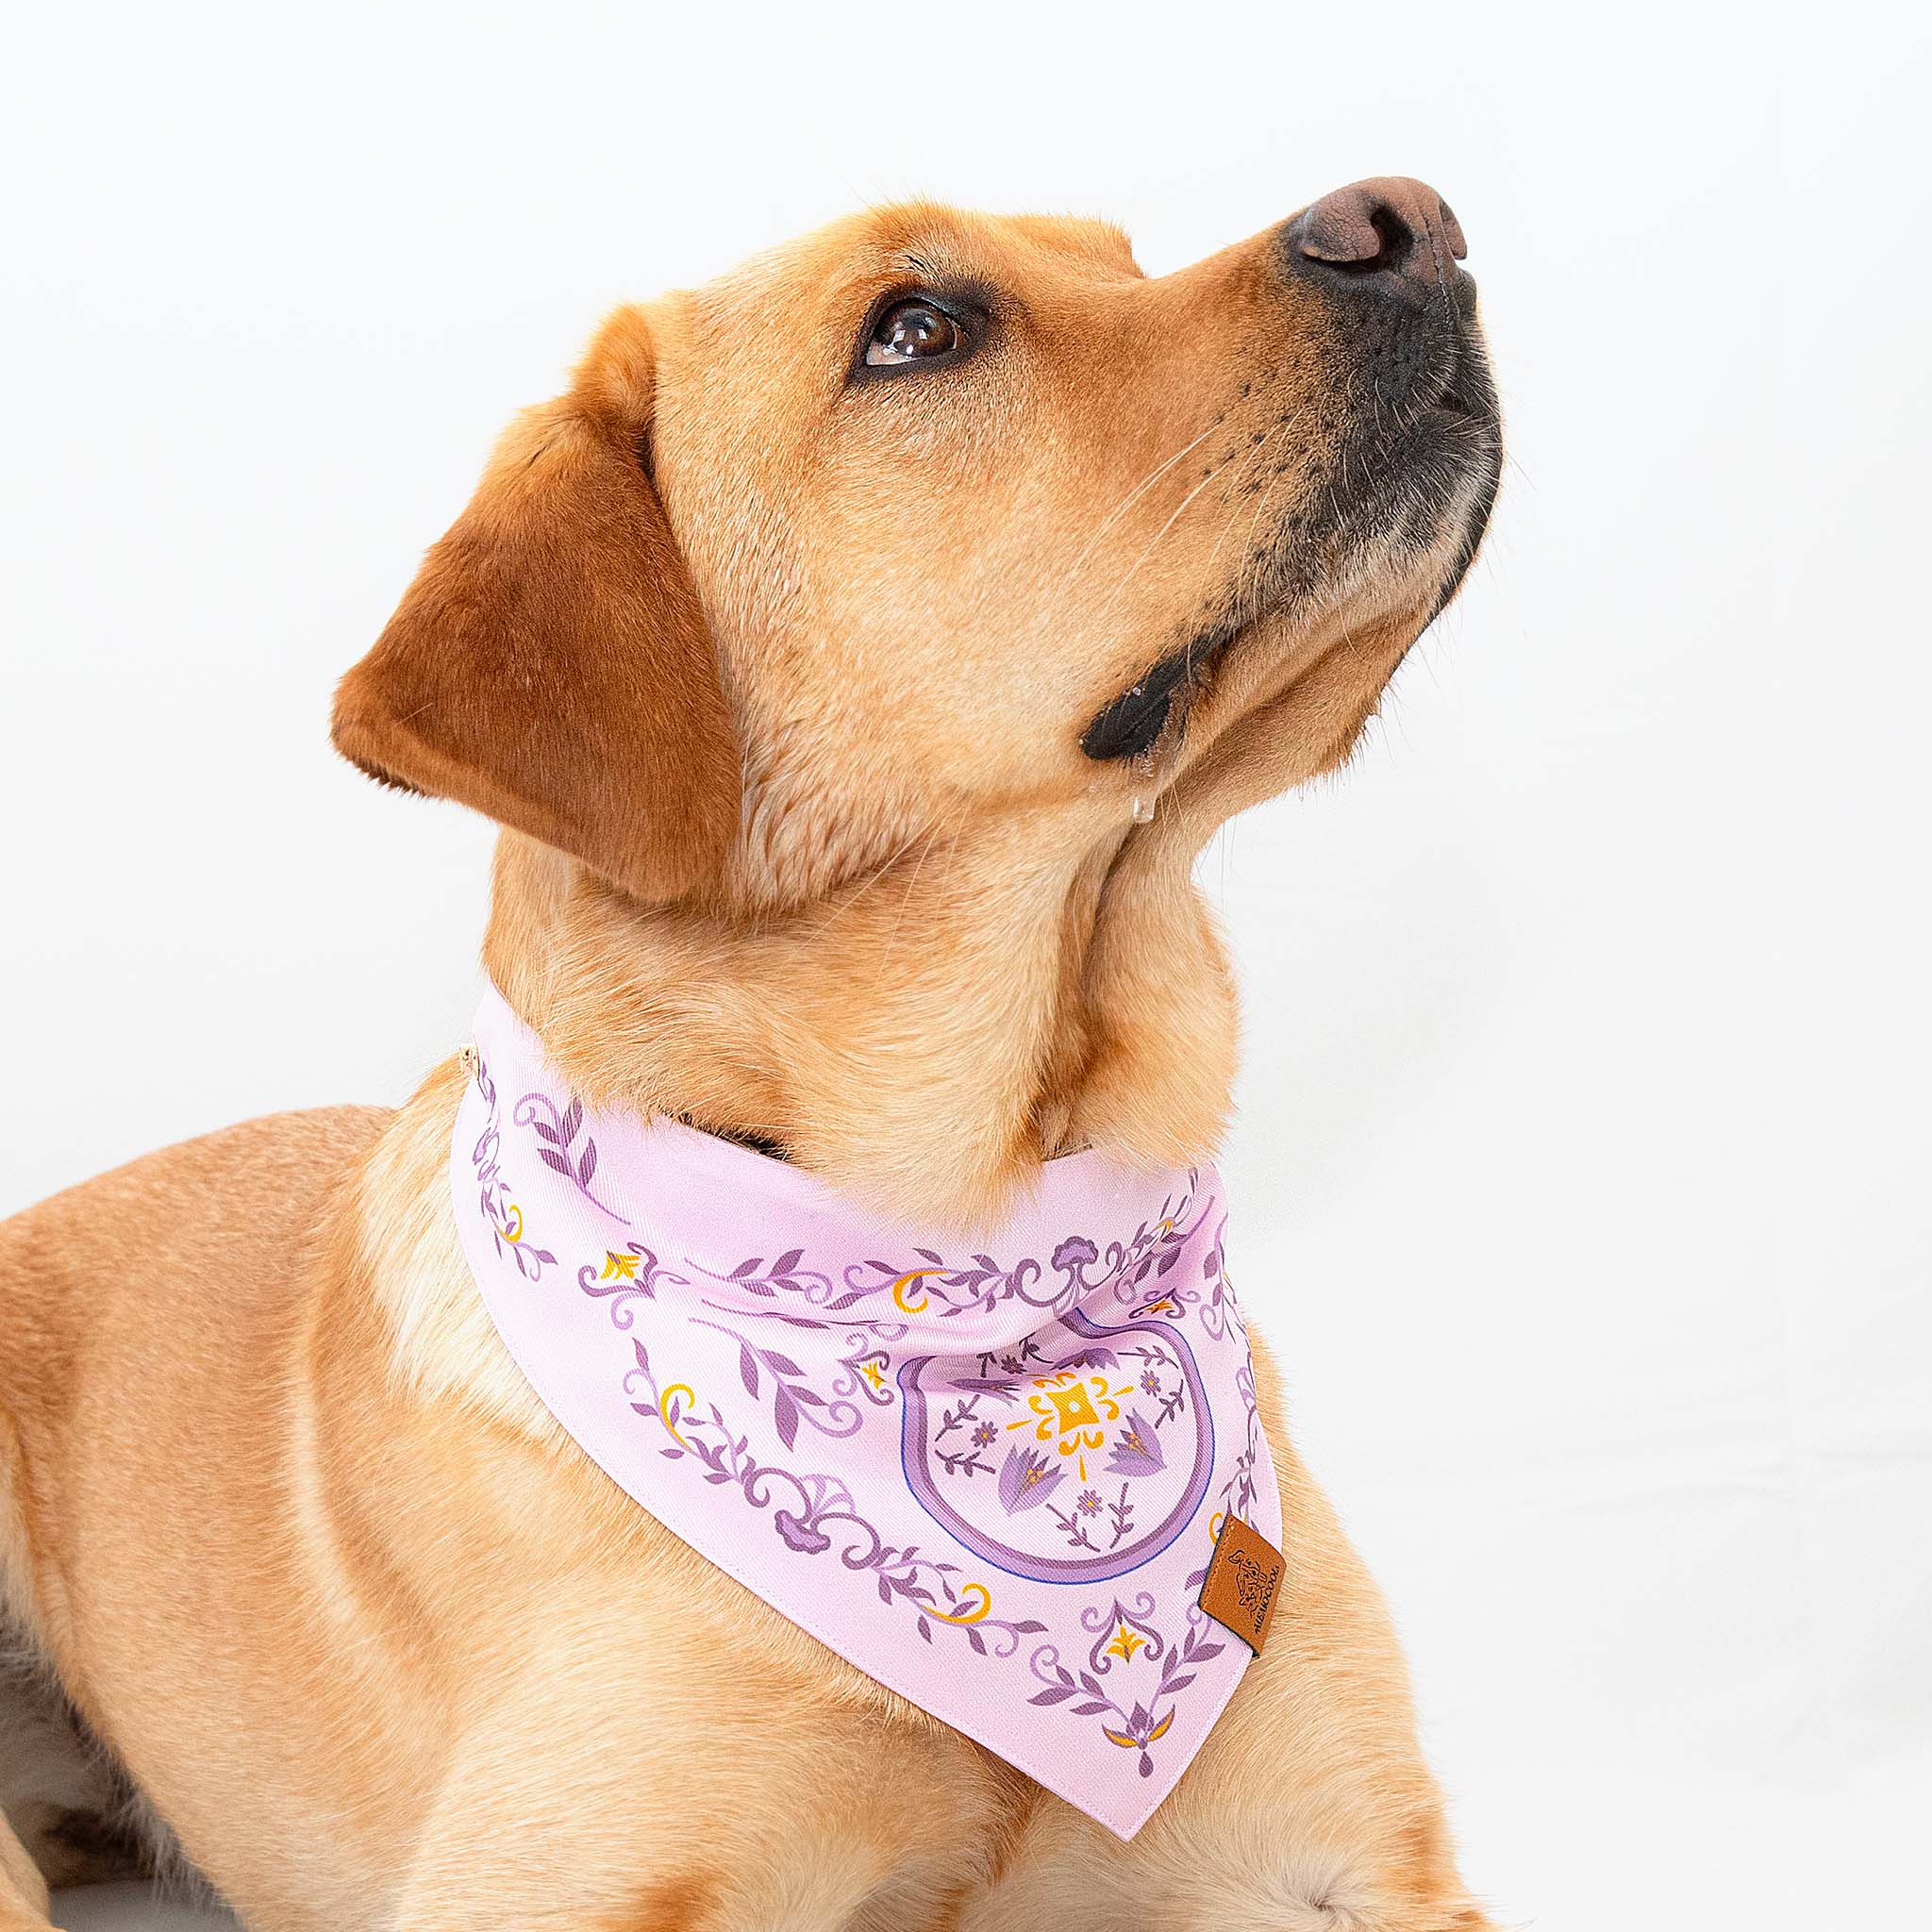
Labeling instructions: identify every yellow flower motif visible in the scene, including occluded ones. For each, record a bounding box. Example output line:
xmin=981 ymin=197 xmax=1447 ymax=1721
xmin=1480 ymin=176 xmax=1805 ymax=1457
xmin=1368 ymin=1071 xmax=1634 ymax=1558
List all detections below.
xmin=859 ymin=1357 xmax=885 ymax=1390
xmin=1010 ymin=1370 xmax=1129 ymax=1458
xmin=1104 ymin=1623 xmax=1147 ymax=1663
xmin=600 ymin=1250 xmax=640 ymax=1280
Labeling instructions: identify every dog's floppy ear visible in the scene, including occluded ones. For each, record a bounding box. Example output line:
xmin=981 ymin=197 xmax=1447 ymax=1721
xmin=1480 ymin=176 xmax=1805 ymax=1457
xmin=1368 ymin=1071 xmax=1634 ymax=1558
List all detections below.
xmin=331 ymin=307 xmax=739 ymax=903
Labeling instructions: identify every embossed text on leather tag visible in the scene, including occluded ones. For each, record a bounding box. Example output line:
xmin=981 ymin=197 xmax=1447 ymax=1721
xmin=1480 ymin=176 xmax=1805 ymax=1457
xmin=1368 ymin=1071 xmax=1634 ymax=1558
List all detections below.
xmin=1197 ymin=1513 xmax=1285 ymax=1655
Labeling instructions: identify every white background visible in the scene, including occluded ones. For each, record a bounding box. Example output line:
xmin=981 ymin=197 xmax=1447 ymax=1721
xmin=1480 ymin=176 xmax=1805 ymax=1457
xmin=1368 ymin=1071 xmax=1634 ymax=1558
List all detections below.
xmin=5 ymin=5 xmax=1928 ymax=1928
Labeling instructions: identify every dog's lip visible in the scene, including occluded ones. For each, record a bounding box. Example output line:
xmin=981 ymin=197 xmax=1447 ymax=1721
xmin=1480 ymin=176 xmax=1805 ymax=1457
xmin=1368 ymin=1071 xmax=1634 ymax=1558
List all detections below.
xmin=1078 ymin=646 xmax=1206 ymax=762
xmin=1417 ymin=341 xmax=1497 ymax=425
xmin=1079 ymin=609 xmax=1270 ymax=763
xmin=1411 ymin=360 xmax=1484 ymax=422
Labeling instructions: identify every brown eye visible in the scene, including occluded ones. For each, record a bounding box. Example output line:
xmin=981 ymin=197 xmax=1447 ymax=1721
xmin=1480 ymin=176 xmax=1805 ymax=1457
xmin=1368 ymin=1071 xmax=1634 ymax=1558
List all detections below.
xmin=865 ymin=298 xmax=960 ymax=368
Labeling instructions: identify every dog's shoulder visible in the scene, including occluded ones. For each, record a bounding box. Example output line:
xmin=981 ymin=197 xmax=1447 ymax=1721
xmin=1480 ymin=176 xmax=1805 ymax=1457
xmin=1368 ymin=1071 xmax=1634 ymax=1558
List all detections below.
xmin=2 ymin=1105 xmax=392 ymax=1258
xmin=0 ymin=1108 xmax=393 ymax=1397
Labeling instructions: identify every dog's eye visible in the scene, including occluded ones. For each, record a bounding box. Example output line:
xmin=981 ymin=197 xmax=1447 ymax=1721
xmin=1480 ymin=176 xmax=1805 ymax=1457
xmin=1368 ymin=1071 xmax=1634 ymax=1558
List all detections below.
xmin=865 ymin=299 xmax=960 ymax=368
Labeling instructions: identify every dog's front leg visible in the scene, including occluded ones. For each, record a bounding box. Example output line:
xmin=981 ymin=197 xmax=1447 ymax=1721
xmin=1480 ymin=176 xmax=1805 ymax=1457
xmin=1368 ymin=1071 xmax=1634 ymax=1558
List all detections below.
xmin=386 ymin=1851 xmax=969 ymax=1932
xmin=0 ymin=1813 xmax=54 ymax=1932
xmin=376 ymin=1710 xmax=999 ymax=1932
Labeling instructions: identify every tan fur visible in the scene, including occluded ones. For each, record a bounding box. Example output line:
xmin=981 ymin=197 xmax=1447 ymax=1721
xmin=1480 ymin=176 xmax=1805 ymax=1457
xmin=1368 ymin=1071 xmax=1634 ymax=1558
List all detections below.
xmin=1 ymin=197 xmax=1500 ymax=1928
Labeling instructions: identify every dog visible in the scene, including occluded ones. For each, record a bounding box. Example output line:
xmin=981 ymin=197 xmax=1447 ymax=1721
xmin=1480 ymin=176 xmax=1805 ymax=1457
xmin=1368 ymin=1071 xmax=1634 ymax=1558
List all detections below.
xmin=1 ymin=179 xmax=1502 ymax=1930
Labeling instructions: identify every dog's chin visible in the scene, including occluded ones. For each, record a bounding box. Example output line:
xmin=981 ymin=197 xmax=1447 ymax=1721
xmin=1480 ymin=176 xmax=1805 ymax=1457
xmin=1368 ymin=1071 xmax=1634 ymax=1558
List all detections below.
xmin=1083 ymin=419 xmax=1501 ymax=771
xmin=1258 ymin=405 xmax=1501 ymax=638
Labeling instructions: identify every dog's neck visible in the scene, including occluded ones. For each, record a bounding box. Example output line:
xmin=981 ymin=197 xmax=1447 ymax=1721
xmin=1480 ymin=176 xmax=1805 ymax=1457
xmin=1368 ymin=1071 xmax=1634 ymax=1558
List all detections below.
xmin=478 ymin=813 xmax=1238 ymax=1229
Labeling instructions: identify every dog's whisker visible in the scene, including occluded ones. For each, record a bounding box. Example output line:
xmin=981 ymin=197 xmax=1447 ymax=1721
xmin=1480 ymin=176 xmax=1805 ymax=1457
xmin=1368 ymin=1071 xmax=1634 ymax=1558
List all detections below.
xmin=871 ymin=791 xmax=975 ymax=977
xmin=1060 ymin=422 xmax=1220 ymax=589
xmin=798 ymin=822 xmax=935 ymax=941
xmin=1196 ymin=408 xmax=1305 ymax=623
xmin=1087 ymin=462 xmax=1228 ymax=629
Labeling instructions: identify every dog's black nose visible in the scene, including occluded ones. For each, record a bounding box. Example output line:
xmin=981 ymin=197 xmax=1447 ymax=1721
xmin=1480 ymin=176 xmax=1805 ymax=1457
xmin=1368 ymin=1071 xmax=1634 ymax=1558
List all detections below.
xmin=1282 ymin=176 xmax=1469 ymax=308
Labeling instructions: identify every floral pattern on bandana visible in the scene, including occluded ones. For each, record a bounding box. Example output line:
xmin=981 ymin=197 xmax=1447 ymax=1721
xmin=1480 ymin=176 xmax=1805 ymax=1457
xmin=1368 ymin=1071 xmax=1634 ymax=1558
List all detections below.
xmin=898 ymin=1308 xmax=1214 ymax=1583
xmin=451 ymin=983 xmax=1281 ymax=1840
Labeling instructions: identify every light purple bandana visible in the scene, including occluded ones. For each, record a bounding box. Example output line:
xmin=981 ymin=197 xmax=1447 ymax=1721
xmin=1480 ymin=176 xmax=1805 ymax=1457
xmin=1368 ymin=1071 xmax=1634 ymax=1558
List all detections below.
xmin=449 ymin=982 xmax=1279 ymax=1838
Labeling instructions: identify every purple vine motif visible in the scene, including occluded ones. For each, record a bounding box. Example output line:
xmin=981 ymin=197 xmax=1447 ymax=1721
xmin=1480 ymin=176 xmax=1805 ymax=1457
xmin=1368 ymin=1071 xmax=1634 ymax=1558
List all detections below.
xmin=1026 ymin=1575 xmax=1226 ymax=1777
xmin=711 ymin=1298 xmax=910 ymax=1345
xmin=575 ymin=1242 xmax=691 ymax=1328
xmin=1100 ymin=1174 xmax=1215 ymax=1312
xmin=623 ymin=1340 xmax=1045 ymax=1659
xmin=513 ymin=1091 xmax=629 ymax=1225
xmin=1218 ymin=1351 xmax=1262 ymax=1528
xmin=980 ymin=1338 xmax=1046 ymax=1378
xmin=1047 ymin=1481 xmax=1138 ymax=1554
xmin=841 ymin=1247 xmax=1046 ymax=1321
xmin=1193 ymin=1214 xmax=1247 ymax=1341
xmin=681 ymin=1249 xmax=909 ymax=1339
xmin=469 ymin=1056 xmax=556 ymax=1281
xmin=838 ymin=1174 xmax=1210 ymax=1324
xmin=1128 ymin=1211 xmax=1247 ymax=1342
xmin=1084 ymin=1592 xmax=1166 ymax=1675
xmin=1122 ymin=1341 xmax=1191 ymax=1427
xmin=931 ymin=1393 xmax=1000 ymax=1478
xmin=690 ymin=1316 xmax=866 ymax=1448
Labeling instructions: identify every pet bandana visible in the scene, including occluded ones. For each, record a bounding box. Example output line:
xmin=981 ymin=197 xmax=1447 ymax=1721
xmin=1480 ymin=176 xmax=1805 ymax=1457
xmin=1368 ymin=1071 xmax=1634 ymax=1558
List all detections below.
xmin=450 ymin=982 xmax=1280 ymax=1838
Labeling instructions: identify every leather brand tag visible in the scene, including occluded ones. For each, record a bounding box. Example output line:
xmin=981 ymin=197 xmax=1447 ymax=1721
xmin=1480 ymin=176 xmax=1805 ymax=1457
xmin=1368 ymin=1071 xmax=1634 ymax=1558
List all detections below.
xmin=1197 ymin=1514 xmax=1285 ymax=1655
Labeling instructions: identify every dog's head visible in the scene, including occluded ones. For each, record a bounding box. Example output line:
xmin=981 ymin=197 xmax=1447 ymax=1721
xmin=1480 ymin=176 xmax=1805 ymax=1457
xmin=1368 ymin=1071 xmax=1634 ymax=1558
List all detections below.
xmin=335 ymin=184 xmax=1500 ymax=1214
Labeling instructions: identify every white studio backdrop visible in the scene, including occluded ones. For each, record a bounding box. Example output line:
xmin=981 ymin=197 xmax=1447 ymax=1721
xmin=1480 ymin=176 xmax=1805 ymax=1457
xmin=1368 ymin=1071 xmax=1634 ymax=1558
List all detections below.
xmin=5 ymin=5 xmax=1928 ymax=1929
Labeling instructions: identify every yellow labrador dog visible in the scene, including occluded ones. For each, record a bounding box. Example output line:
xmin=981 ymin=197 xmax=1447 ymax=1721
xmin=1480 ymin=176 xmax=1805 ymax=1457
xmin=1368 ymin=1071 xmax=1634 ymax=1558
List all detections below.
xmin=1 ymin=181 xmax=1501 ymax=1930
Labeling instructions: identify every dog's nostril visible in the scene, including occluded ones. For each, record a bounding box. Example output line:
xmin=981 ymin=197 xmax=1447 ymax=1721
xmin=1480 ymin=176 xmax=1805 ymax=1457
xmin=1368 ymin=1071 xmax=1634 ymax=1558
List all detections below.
xmin=1315 ymin=206 xmax=1417 ymax=279
xmin=1368 ymin=206 xmax=1415 ymax=273
xmin=1287 ymin=176 xmax=1468 ymax=300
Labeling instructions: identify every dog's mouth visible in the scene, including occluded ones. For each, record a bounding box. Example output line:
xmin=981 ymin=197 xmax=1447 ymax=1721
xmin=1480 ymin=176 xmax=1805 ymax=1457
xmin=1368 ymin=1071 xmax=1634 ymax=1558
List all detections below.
xmin=1081 ymin=341 xmax=1500 ymax=767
